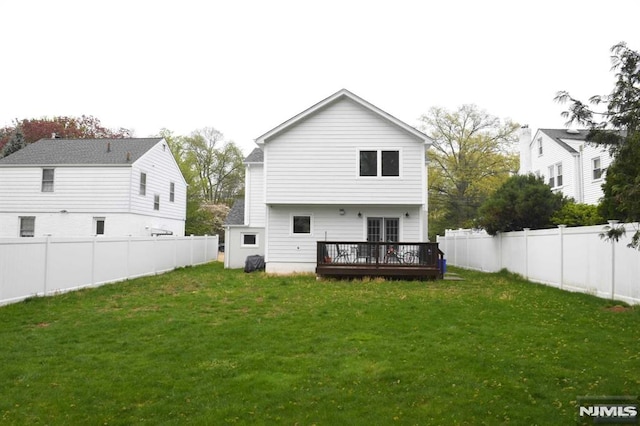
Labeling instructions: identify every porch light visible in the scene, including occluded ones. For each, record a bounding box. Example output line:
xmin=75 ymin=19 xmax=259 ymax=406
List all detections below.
xmin=357 ymin=212 xmax=362 ymax=218
xmin=405 ymin=212 xmax=410 ymax=218
xmin=339 ymin=209 xmax=345 ymax=215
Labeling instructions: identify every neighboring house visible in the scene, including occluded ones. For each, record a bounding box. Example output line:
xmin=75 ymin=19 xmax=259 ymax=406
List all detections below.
xmin=224 ymin=89 xmax=432 ymax=273
xmin=518 ymin=127 xmax=613 ymax=205
xmin=0 ymin=138 xmax=187 ymax=237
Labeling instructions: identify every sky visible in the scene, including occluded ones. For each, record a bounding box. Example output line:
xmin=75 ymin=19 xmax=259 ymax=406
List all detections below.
xmin=2 ymin=0 xmax=639 ymax=155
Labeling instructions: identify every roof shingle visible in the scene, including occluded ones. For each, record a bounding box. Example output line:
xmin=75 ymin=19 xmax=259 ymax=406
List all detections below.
xmin=0 ymin=138 xmax=163 ymax=166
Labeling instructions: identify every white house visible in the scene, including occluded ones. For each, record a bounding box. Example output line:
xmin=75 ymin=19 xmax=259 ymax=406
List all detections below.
xmin=519 ymin=127 xmax=613 ymax=204
xmin=224 ymin=89 xmax=432 ymax=273
xmin=0 ymin=138 xmax=187 ymax=237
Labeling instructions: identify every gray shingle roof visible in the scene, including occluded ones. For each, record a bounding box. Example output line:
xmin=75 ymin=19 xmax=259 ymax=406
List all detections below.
xmin=244 ymin=147 xmax=263 ymax=163
xmin=0 ymin=138 xmax=163 ymax=166
xmin=538 ymin=129 xmax=590 ymax=154
xmin=224 ymin=198 xmax=245 ymax=225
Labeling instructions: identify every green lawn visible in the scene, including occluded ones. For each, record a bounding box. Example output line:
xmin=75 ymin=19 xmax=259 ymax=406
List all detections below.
xmin=0 ymin=263 xmax=638 ymax=425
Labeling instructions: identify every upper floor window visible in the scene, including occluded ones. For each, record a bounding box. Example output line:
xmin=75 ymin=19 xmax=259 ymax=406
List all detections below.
xmin=140 ymin=172 xmax=147 ymax=196
xmin=42 ymin=168 xmax=54 ymax=192
xmin=169 ymin=182 xmax=175 ymax=202
xmin=593 ymin=157 xmax=604 ymax=180
xmin=548 ymin=162 xmax=562 ymax=188
xmin=359 ymin=150 xmax=400 ymax=177
xmin=292 ymin=215 xmax=311 ymax=234
xmin=154 ymin=194 xmax=160 ymax=210
xmin=20 ymin=216 xmax=35 ymax=237
xmin=537 ymin=138 xmax=543 ymax=156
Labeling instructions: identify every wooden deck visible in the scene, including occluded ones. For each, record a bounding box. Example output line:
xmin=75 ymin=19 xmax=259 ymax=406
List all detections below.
xmin=316 ymin=241 xmax=444 ymax=280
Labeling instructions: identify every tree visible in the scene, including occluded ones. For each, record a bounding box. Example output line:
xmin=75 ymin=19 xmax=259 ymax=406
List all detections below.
xmin=551 ymin=201 xmax=604 ymax=227
xmin=418 ymin=105 xmax=519 ymax=238
xmin=0 ymin=115 xmax=131 ymax=155
xmin=478 ymin=174 xmax=565 ymax=235
xmin=0 ymin=128 xmax=26 ymax=158
xmin=159 ymin=128 xmax=244 ymax=236
xmin=183 ymin=127 xmax=244 ymax=205
xmin=555 ymin=42 xmax=640 ymax=247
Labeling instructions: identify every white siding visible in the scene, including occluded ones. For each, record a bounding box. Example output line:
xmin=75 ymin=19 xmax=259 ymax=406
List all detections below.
xmin=264 ymin=98 xmax=425 ymax=205
xmin=264 ymin=204 xmax=423 ymax=273
xmin=581 ymin=144 xmax=612 ymax=205
xmin=246 ymin=163 xmax=265 ymax=227
xmin=130 ymin=141 xmax=187 ymax=221
xmin=224 ymin=226 xmax=265 ymax=269
xmin=0 ymin=166 xmax=132 ymax=212
xmin=0 ymin=212 xmax=185 ymax=238
xmin=529 ymin=133 xmax=578 ymax=200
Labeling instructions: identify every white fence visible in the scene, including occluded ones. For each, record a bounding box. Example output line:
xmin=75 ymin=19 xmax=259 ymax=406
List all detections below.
xmin=0 ymin=235 xmax=219 ymax=306
xmin=437 ymin=223 xmax=640 ymax=305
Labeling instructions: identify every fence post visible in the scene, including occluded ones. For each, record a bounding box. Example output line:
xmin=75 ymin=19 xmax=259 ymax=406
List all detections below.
xmin=558 ymin=225 xmax=566 ymax=290
xmin=608 ymin=220 xmax=618 ymax=300
xmin=43 ymin=235 xmax=51 ymax=296
xmin=91 ymin=235 xmax=97 ymax=286
xmin=190 ymin=234 xmax=195 ymax=266
xmin=204 ymin=235 xmax=209 ymax=262
xmin=523 ymin=228 xmax=530 ymax=279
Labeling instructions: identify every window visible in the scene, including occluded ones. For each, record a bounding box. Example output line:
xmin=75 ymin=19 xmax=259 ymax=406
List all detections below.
xmin=139 ymin=172 xmax=147 ymax=195
xmin=556 ymin=163 xmax=563 ymax=187
xmin=292 ymin=215 xmax=311 ymax=234
xmin=381 ymin=150 xmax=400 ymax=176
xmin=359 ymin=150 xmax=400 ymax=177
xmin=19 ymin=216 xmax=35 ymax=237
xmin=241 ymin=233 xmax=258 ymax=247
xmin=154 ymin=194 xmax=160 ymax=210
xmin=169 ymin=182 xmax=175 ymax=202
xmin=548 ymin=163 xmax=562 ymax=188
xmin=593 ymin=157 xmax=603 ymax=180
xmin=537 ymin=138 xmax=543 ymax=156
xmin=359 ymin=151 xmax=377 ymax=176
xmin=94 ymin=217 xmax=105 ymax=235
xmin=42 ymin=168 xmax=54 ymax=192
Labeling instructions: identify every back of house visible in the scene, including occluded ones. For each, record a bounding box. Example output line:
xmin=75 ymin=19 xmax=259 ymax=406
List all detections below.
xmin=225 ymin=89 xmax=432 ymax=273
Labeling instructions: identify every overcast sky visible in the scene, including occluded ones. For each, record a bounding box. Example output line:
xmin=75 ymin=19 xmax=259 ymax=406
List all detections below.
xmin=2 ymin=0 xmax=639 ymax=155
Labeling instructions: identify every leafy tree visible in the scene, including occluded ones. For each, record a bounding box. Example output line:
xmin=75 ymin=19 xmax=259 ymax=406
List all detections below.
xmin=159 ymin=128 xmax=244 ymax=237
xmin=551 ymin=201 xmax=604 ymax=227
xmin=555 ymin=42 xmax=640 ymax=247
xmin=183 ymin=127 xmax=244 ymax=205
xmin=419 ymin=105 xmax=519 ymax=238
xmin=0 ymin=115 xmax=131 ymax=155
xmin=0 ymin=128 xmax=26 ymax=158
xmin=478 ymin=174 xmax=565 ymax=235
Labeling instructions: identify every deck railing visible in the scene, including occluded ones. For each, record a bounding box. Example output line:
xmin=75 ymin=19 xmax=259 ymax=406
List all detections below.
xmin=317 ymin=241 xmax=444 ymax=279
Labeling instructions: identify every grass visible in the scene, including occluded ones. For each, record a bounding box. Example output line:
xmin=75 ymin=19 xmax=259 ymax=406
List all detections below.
xmin=0 ymin=263 xmax=638 ymax=425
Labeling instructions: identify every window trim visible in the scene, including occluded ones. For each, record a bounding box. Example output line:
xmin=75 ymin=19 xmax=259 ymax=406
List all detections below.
xmin=357 ymin=148 xmax=402 ymax=178
xmin=169 ymin=182 xmax=175 ymax=202
xmin=41 ymin=168 xmax=55 ymax=192
xmin=291 ymin=214 xmax=313 ymax=236
xmin=548 ymin=162 xmax=563 ymax=188
xmin=592 ymin=157 xmax=604 ymax=181
xmin=139 ymin=172 xmax=147 ymax=196
xmin=19 ymin=216 xmax=35 ymax=237
xmin=153 ymin=194 xmax=160 ymax=211
xmin=537 ymin=138 xmax=543 ymax=156
xmin=241 ymin=233 xmax=259 ymax=247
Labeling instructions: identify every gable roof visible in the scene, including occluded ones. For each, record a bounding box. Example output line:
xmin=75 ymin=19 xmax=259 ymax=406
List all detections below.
xmin=254 ymin=89 xmax=431 ymax=146
xmin=244 ymin=147 xmax=264 ymax=164
xmin=224 ymin=198 xmax=245 ymax=226
xmin=0 ymin=138 xmax=163 ymax=166
xmin=536 ymin=129 xmax=590 ymax=154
